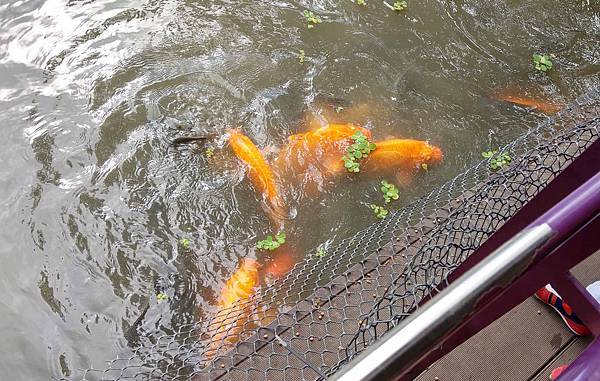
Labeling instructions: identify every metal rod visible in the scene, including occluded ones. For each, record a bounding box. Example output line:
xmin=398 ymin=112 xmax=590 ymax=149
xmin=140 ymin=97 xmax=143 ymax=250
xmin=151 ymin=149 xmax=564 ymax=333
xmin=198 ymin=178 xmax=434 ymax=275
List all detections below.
xmin=331 ymin=171 xmax=600 ymax=381
xmin=330 ymin=224 xmax=554 ymax=381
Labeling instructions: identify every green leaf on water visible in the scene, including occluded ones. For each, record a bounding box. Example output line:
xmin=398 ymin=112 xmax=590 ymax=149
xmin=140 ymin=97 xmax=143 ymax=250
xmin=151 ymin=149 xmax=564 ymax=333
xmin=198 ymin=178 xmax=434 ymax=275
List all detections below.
xmin=298 ymin=49 xmax=305 ymax=63
xmin=533 ymin=53 xmax=553 ymax=72
xmin=380 ymin=180 xmax=399 ymax=203
xmin=393 ymin=0 xmax=407 ymax=11
xmin=343 ymin=131 xmax=376 ymax=173
xmin=179 ymin=238 xmax=190 ymax=250
xmin=303 ymin=10 xmax=322 ymax=28
xmin=257 ymin=232 xmax=286 ymax=251
xmin=370 ymin=204 xmax=389 ymax=219
xmin=482 ymin=149 xmax=512 ymax=171
xmin=157 ymin=292 xmax=169 ymax=302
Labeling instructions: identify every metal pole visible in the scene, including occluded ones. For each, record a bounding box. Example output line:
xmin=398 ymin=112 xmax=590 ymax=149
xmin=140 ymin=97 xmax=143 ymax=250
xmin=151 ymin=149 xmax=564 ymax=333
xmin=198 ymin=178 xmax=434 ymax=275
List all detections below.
xmin=330 ymin=225 xmax=554 ymax=381
xmin=331 ymin=171 xmax=600 ymax=381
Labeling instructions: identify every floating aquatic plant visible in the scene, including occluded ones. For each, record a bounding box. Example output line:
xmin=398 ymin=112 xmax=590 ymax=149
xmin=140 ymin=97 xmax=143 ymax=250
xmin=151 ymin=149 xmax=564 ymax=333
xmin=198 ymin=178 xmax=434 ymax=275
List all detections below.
xmin=370 ymin=204 xmax=389 ymax=219
xmin=205 ymin=147 xmax=215 ymax=158
xmin=257 ymin=232 xmax=286 ymax=251
xmin=342 ymin=131 xmax=376 ymax=173
xmin=393 ymin=1 xmax=407 ymax=11
xmin=356 ymin=0 xmax=366 ymax=6
xmin=298 ymin=49 xmax=305 ymax=63
xmin=157 ymin=292 xmax=169 ymax=302
xmin=533 ymin=53 xmax=553 ymax=72
xmin=179 ymin=238 xmax=191 ymax=250
xmin=482 ymin=150 xmax=512 ymax=170
xmin=380 ymin=180 xmax=399 ymax=203
xmin=303 ymin=10 xmax=322 ymax=28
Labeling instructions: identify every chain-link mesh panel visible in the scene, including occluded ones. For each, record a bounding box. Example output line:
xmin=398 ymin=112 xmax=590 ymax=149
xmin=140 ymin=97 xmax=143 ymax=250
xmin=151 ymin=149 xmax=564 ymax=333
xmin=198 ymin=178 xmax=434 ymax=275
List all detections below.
xmin=81 ymin=87 xmax=599 ymax=381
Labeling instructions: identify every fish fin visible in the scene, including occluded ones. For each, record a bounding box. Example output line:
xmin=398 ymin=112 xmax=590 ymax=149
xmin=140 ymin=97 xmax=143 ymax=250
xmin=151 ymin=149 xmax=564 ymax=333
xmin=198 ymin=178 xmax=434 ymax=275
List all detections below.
xmin=395 ymin=170 xmax=414 ymax=187
xmin=265 ymin=197 xmax=293 ymax=228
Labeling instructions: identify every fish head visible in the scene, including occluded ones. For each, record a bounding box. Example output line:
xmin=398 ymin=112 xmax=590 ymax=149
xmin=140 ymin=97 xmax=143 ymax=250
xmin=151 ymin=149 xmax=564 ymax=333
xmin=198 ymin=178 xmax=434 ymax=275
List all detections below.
xmin=428 ymin=144 xmax=443 ymax=163
xmin=240 ymin=257 xmax=260 ymax=272
xmin=416 ymin=142 xmax=443 ymax=165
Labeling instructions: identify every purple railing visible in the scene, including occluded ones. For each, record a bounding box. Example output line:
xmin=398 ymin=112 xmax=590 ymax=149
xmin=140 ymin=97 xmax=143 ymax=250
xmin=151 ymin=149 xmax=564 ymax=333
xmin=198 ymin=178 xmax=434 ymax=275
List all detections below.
xmin=332 ymin=141 xmax=600 ymax=381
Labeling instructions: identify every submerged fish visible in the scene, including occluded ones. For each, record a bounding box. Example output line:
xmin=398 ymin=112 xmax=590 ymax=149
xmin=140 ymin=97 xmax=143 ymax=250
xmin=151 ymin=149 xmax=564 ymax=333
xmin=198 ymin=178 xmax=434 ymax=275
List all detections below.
xmin=171 ymin=135 xmax=215 ymax=146
xmin=363 ymin=139 xmax=443 ymax=185
xmin=493 ymin=91 xmax=563 ymax=115
xmin=263 ymin=250 xmax=296 ymax=280
xmin=217 ymin=258 xmax=260 ymax=309
xmin=293 ymin=95 xmax=377 ymax=134
xmin=205 ymin=258 xmax=260 ymax=358
xmin=276 ymin=123 xmax=372 ymax=176
xmin=228 ymin=129 xmax=287 ymax=220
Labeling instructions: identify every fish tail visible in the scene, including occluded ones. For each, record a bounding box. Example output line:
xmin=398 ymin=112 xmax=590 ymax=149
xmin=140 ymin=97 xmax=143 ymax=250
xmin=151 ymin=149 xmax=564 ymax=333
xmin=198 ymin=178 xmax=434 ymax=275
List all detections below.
xmin=265 ymin=196 xmax=291 ymax=226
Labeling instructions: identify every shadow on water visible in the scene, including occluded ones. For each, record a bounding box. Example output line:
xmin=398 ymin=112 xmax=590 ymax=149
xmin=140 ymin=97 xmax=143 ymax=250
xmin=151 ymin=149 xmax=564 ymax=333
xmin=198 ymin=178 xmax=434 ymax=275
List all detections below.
xmin=0 ymin=0 xmax=597 ymax=378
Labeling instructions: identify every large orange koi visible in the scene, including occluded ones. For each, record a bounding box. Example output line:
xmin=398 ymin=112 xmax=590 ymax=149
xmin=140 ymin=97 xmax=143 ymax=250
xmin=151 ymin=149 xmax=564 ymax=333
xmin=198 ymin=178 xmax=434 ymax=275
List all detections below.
xmin=363 ymin=139 xmax=443 ymax=185
xmin=228 ymin=129 xmax=287 ymax=220
xmin=205 ymin=258 xmax=260 ymax=359
xmin=276 ymin=123 xmax=372 ymax=176
xmin=493 ymin=91 xmax=564 ymax=115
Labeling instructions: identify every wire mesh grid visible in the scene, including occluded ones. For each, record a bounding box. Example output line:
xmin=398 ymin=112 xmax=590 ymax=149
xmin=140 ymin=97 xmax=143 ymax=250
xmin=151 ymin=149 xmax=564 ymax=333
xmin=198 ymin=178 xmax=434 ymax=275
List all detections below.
xmin=81 ymin=87 xmax=599 ymax=381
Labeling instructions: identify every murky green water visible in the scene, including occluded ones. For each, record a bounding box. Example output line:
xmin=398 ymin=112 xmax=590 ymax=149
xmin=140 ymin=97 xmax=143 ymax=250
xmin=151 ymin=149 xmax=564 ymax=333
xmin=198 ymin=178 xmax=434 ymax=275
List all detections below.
xmin=0 ymin=0 xmax=598 ymax=378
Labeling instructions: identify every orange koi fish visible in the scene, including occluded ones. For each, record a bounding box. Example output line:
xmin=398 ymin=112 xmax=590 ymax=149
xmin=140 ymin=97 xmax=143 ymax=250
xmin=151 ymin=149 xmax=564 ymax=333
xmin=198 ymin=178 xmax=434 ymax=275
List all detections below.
xmin=228 ymin=129 xmax=287 ymax=220
xmin=493 ymin=91 xmax=564 ymax=115
xmin=263 ymin=250 xmax=296 ymax=280
xmin=205 ymin=258 xmax=260 ymax=358
xmin=275 ymin=123 xmax=372 ymax=194
xmin=277 ymin=123 xmax=372 ymax=175
xmin=363 ymin=139 xmax=443 ymax=185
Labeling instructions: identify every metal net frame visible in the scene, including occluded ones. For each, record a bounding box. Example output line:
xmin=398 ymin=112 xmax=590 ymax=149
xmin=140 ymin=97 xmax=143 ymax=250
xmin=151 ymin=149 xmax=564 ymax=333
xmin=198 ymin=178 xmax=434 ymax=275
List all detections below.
xmin=80 ymin=87 xmax=599 ymax=381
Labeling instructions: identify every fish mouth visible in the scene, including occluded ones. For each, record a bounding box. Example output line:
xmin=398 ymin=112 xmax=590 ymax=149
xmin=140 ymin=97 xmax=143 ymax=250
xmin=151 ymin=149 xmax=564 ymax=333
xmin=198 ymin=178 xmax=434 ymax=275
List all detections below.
xmin=431 ymin=146 xmax=443 ymax=162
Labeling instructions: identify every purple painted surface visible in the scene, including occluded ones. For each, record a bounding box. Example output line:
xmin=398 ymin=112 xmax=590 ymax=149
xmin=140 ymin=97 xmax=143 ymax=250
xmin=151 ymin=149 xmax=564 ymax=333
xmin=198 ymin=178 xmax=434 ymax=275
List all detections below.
xmin=399 ymin=151 xmax=600 ymax=379
xmin=403 ymin=215 xmax=600 ymax=380
xmin=556 ymin=338 xmax=600 ymax=381
xmin=553 ymin=272 xmax=600 ymax=336
xmin=545 ymin=171 xmax=600 ymax=233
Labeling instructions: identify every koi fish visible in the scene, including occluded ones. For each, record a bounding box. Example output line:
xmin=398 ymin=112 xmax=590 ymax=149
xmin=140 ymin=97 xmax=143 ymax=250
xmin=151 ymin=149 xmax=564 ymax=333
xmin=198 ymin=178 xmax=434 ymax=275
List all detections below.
xmin=275 ymin=123 xmax=372 ymax=194
xmin=363 ymin=139 xmax=443 ymax=185
xmin=263 ymin=250 xmax=296 ymax=280
xmin=493 ymin=91 xmax=564 ymax=115
xmin=301 ymin=96 xmax=376 ymax=132
xmin=228 ymin=129 xmax=287 ymax=220
xmin=276 ymin=123 xmax=372 ymax=173
xmin=205 ymin=258 xmax=260 ymax=359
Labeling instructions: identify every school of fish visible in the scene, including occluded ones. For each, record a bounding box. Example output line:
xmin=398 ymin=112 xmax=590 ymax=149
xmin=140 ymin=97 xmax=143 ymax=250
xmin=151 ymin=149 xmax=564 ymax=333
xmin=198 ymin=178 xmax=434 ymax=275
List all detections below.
xmin=205 ymin=89 xmax=557 ymax=357
xmin=202 ymin=104 xmax=445 ymax=357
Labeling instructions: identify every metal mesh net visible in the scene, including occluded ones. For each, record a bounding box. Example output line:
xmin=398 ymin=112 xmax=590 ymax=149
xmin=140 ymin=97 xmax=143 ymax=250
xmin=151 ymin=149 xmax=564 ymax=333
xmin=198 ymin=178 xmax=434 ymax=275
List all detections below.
xmin=81 ymin=87 xmax=599 ymax=381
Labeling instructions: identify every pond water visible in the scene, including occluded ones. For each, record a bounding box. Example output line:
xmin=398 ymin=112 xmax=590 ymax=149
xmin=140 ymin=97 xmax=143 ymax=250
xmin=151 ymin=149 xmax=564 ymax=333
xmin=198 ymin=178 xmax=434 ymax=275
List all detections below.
xmin=0 ymin=0 xmax=598 ymax=378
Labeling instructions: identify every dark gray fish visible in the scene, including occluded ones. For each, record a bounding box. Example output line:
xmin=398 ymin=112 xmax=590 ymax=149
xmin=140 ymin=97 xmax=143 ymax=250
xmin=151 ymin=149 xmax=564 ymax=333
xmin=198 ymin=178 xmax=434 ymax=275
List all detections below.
xmin=171 ymin=135 xmax=215 ymax=146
